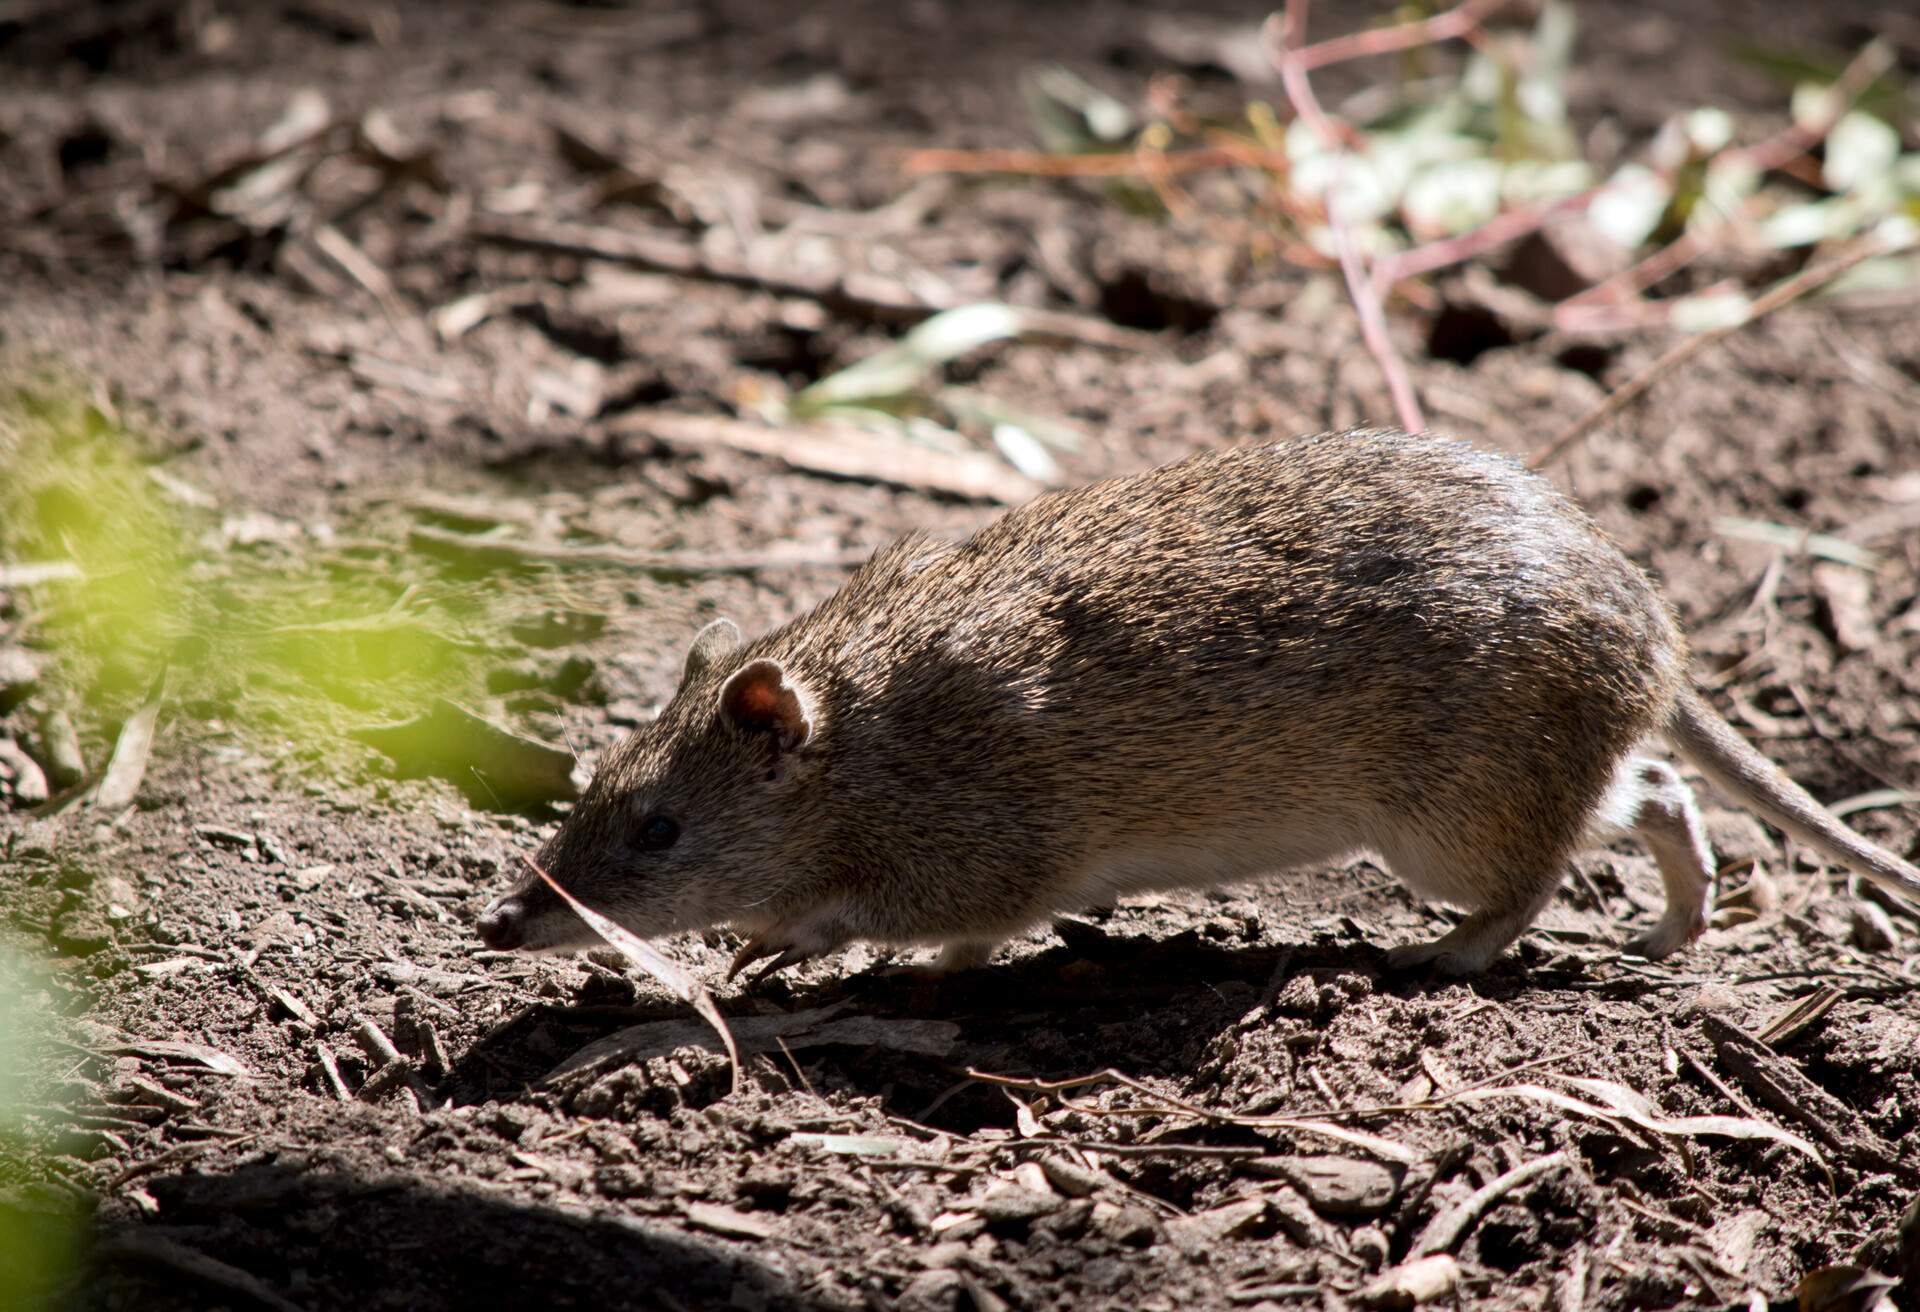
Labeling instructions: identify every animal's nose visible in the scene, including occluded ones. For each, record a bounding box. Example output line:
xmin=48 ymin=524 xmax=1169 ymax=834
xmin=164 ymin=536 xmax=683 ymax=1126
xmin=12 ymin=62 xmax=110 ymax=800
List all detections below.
xmin=476 ymin=896 xmax=527 ymax=950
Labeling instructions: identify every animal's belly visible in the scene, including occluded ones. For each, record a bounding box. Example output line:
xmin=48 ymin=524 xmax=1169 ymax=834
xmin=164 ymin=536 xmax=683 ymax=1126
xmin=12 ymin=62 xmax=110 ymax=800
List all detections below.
xmin=1068 ymin=819 xmax=1364 ymax=905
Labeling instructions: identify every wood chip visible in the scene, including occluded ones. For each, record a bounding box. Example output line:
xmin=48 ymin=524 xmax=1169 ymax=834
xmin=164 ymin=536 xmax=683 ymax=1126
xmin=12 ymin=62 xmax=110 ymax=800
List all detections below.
xmin=0 ymin=735 xmax=50 ymax=805
xmin=1246 ymin=1155 xmax=1401 ymax=1217
xmin=312 ymin=1043 xmax=351 ymax=1102
xmin=1359 ymin=1254 xmax=1461 ymax=1310
xmin=103 ymin=1037 xmax=251 ymax=1079
xmin=683 ymin=1201 xmax=775 ymax=1241
xmin=36 ymin=706 xmax=85 ymax=787
xmin=1702 ymin=1016 xmax=1908 ymax=1180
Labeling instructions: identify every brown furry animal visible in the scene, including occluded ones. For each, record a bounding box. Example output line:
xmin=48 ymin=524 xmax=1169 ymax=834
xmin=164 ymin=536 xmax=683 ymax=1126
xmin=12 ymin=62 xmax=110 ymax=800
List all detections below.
xmin=477 ymin=428 xmax=1920 ymax=976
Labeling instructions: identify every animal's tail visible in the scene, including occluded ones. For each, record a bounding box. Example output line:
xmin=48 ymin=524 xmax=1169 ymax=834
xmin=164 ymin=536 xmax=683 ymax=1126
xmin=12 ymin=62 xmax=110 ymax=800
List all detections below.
xmin=1666 ymin=687 xmax=1920 ymax=906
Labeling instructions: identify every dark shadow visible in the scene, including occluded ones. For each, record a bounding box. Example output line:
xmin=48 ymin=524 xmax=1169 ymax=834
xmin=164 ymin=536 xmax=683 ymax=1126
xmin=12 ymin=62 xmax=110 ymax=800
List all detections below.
xmin=71 ymin=1161 xmax=831 ymax=1312
xmin=450 ymin=915 xmax=1563 ymax=1141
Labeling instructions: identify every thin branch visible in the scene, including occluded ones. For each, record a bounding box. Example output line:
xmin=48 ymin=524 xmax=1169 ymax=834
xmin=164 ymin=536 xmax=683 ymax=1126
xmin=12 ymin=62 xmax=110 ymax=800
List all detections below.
xmin=1737 ymin=38 xmax=1895 ymax=177
xmin=902 ymin=146 xmax=1288 ymax=178
xmin=1374 ymin=183 xmax=1604 ymax=290
xmin=1530 ymin=235 xmax=1890 ymax=469
xmin=1288 ymin=0 xmax=1512 ymax=72
xmin=1268 ymin=0 xmax=1425 ymax=432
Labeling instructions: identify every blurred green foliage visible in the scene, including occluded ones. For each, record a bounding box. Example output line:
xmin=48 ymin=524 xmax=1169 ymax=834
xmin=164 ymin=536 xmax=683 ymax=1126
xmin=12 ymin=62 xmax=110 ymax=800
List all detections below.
xmin=0 ymin=949 xmax=86 ymax=1312
xmin=0 ymin=377 xmax=577 ymax=794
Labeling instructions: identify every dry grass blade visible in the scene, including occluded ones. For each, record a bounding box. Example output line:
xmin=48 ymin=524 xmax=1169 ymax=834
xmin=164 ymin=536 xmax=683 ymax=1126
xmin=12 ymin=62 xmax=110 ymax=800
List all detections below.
xmin=1829 ymin=788 xmax=1920 ymax=819
xmin=522 ymin=855 xmax=742 ymax=1096
xmin=1710 ymin=517 xmax=1882 ymax=570
xmin=1451 ymin=1079 xmax=1831 ymax=1187
xmin=1755 ymin=985 xmax=1845 ymax=1048
xmin=90 ymin=671 xmax=165 ymax=815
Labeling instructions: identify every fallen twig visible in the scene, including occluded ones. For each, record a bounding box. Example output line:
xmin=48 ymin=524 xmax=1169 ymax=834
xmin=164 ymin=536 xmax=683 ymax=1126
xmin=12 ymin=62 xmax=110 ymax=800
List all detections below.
xmin=903 ymin=145 xmax=1287 ymax=178
xmin=1530 ymin=235 xmax=1891 ymax=469
xmin=312 ymin=1043 xmax=351 ymax=1101
xmin=1701 ymin=1014 xmax=1908 ymax=1181
xmin=1409 ymin=1150 xmax=1571 ymax=1257
xmin=1288 ymin=0 xmax=1510 ymax=72
xmin=1268 ymin=0 xmax=1426 ymax=432
xmin=470 ymin=215 xmax=1145 ymax=349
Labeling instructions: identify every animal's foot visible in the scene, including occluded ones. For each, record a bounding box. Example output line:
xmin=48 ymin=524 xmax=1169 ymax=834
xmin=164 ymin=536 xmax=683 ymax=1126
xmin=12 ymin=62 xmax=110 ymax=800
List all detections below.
xmin=1620 ymin=909 xmax=1707 ymax=962
xmin=727 ymin=935 xmax=814 ymax=985
xmin=930 ymin=939 xmax=999 ymax=973
xmin=1385 ymin=939 xmax=1477 ymax=977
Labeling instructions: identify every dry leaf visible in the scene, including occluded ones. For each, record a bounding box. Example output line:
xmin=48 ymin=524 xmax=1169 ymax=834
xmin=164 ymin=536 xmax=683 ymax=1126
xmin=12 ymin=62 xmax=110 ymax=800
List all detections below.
xmin=525 ymin=856 xmax=742 ymax=1096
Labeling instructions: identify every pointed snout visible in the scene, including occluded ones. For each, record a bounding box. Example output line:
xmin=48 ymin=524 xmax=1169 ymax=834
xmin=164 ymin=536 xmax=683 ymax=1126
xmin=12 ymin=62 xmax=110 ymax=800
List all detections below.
xmin=476 ymin=894 xmax=529 ymax=950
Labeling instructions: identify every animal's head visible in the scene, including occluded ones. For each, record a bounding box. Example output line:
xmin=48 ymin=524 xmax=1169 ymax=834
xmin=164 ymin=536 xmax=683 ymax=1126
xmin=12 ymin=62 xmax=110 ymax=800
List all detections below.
xmin=475 ymin=618 xmax=828 ymax=952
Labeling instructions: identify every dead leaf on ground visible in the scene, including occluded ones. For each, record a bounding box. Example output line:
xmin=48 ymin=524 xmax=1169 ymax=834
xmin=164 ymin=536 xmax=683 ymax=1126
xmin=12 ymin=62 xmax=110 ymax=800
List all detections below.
xmin=350 ymin=698 xmax=577 ymax=809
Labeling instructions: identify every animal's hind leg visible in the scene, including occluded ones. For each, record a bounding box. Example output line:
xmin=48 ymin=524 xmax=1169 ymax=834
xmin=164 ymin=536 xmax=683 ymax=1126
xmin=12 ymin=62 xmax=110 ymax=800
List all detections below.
xmin=1599 ymin=758 xmax=1716 ymax=960
xmin=1385 ymin=875 xmax=1562 ymax=976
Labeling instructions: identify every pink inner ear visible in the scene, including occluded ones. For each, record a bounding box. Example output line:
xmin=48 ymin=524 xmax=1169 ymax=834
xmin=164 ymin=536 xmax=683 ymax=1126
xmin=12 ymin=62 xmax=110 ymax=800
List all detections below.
xmin=731 ymin=679 xmax=784 ymax=727
xmin=722 ymin=660 xmax=808 ymax=746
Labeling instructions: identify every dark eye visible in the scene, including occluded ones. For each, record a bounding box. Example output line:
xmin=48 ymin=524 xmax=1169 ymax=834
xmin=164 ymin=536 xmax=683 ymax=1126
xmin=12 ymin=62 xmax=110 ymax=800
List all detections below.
xmin=638 ymin=815 xmax=679 ymax=851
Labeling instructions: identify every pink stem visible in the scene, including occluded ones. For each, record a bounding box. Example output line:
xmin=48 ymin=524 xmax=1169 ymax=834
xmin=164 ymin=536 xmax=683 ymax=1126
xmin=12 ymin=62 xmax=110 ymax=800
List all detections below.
xmin=1269 ymin=0 xmax=1426 ymax=433
xmin=1290 ymin=0 xmax=1513 ymax=72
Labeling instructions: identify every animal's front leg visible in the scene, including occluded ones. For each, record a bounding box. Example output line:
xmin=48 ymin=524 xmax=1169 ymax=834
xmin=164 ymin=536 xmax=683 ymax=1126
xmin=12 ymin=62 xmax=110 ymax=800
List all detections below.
xmin=727 ymin=905 xmax=855 ymax=984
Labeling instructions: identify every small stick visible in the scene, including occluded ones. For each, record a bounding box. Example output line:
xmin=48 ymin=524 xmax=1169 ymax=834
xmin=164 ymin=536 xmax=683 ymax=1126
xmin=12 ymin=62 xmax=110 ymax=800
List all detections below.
xmin=1530 ymin=235 xmax=1890 ymax=470
xmin=1410 ymin=1150 xmax=1572 ymax=1257
xmin=352 ymin=1016 xmax=403 ymax=1068
xmin=1268 ymin=0 xmax=1425 ymax=433
xmin=312 ymin=1043 xmax=352 ymax=1102
xmin=903 ymin=145 xmax=1287 ymax=178
xmin=1288 ymin=0 xmax=1510 ymax=72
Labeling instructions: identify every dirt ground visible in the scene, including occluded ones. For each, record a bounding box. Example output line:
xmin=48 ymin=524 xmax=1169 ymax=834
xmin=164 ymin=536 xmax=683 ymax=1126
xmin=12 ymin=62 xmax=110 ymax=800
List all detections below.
xmin=3 ymin=2 xmax=1919 ymax=1310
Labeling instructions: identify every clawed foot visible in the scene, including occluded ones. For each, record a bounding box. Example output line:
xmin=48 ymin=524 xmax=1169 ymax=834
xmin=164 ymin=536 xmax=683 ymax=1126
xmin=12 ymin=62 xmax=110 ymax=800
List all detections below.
xmin=727 ymin=934 xmax=817 ymax=985
xmin=1620 ymin=910 xmax=1707 ymax=962
xmin=1385 ymin=939 xmax=1477 ymax=977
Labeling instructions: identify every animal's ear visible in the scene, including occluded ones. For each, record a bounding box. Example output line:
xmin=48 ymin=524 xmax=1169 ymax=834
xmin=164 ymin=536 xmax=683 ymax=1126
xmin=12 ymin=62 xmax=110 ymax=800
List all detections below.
xmin=682 ymin=618 xmax=742 ymax=684
xmin=718 ymin=658 xmax=812 ymax=752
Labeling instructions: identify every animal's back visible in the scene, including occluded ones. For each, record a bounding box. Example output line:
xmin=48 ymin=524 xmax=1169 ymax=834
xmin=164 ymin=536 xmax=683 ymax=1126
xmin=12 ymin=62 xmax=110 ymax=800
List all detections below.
xmin=763 ymin=428 xmax=1685 ymax=938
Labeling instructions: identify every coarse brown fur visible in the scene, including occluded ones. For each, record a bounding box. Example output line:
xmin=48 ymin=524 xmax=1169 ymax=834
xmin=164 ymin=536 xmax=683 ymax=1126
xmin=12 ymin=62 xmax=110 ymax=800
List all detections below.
xmin=477 ymin=428 xmax=1920 ymax=976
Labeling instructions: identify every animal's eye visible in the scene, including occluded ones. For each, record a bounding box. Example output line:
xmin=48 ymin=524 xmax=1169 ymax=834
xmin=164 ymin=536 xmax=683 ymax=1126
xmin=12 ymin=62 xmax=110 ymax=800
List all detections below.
xmin=639 ymin=814 xmax=680 ymax=851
